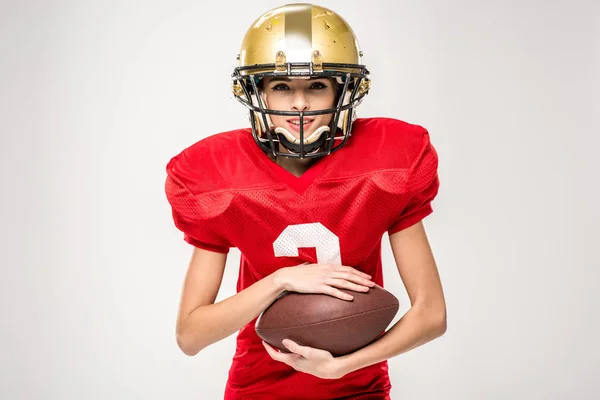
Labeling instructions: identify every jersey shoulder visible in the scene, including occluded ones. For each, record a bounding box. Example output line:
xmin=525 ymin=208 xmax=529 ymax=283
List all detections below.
xmin=342 ymin=117 xmax=434 ymax=171
xmin=165 ymin=128 xmax=257 ymax=196
xmin=165 ymin=130 xmax=249 ymax=251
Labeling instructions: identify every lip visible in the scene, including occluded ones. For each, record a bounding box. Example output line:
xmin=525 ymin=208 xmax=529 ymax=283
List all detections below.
xmin=286 ymin=119 xmax=314 ymax=133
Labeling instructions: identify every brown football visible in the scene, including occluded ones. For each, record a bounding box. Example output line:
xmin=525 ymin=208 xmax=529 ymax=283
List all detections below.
xmin=255 ymin=284 xmax=399 ymax=357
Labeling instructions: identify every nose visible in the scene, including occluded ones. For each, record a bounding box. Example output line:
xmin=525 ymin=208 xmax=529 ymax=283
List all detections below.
xmin=290 ymin=90 xmax=309 ymax=111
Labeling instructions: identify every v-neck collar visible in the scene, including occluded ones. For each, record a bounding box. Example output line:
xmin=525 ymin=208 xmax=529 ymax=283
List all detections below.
xmin=244 ymin=129 xmax=333 ymax=195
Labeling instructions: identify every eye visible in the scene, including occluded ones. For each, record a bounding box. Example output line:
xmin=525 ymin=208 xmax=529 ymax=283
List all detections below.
xmin=271 ymin=83 xmax=290 ymax=91
xmin=310 ymin=82 xmax=328 ymax=90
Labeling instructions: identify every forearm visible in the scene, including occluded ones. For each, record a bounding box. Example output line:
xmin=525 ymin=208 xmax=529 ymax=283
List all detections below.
xmin=178 ymin=271 xmax=285 ymax=355
xmin=337 ymin=304 xmax=446 ymax=375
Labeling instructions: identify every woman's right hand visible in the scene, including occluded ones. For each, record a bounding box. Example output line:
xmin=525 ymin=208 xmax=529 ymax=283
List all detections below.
xmin=273 ymin=263 xmax=375 ymax=301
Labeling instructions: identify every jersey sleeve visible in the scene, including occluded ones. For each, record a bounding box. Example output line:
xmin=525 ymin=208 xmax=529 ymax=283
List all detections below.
xmin=165 ymin=156 xmax=231 ymax=254
xmin=387 ymin=129 xmax=440 ymax=235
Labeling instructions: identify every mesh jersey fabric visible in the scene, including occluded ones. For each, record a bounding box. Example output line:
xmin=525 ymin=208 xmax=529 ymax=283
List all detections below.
xmin=165 ymin=117 xmax=440 ymax=399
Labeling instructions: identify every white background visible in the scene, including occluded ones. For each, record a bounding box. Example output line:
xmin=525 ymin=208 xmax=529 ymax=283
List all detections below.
xmin=1 ymin=0 xmax=599 ymax=399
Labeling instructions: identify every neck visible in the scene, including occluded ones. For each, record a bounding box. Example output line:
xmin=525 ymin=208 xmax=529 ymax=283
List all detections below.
xmin=274 ymin=154 xmax=317 ymax=177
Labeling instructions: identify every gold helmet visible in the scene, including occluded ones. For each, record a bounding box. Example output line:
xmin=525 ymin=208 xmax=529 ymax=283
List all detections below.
xmin=232 ymin=3 xmax=371 ymax=158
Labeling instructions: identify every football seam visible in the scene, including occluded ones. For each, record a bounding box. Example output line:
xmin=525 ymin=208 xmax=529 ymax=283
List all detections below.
xmin=256 ymin=304 xmax=398 ymax=331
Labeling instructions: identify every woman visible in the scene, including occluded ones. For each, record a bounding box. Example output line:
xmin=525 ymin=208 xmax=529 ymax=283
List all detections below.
xmin=165 ymin=3 xmax=447 ymax=399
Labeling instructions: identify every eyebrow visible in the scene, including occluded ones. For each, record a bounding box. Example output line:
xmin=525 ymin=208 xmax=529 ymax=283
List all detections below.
xmin=267 ymin=77 xmax=327 ymax=83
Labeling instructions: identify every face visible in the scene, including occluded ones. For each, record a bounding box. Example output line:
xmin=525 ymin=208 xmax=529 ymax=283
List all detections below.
xmin=261 ymin=76 xmax=337 ymax=142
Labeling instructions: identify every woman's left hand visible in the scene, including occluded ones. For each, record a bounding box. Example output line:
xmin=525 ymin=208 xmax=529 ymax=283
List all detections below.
xmin=262 ymin=339 xmax=347 ymax=379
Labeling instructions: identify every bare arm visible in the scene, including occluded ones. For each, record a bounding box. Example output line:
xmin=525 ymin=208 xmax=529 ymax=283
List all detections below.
xmin=176 ymin=247 xmax=284 ymax=356
xmin=175 ymin=248 xmax=374 ymax=356
xmin=336 ymin=221 xmax=447 ymax=374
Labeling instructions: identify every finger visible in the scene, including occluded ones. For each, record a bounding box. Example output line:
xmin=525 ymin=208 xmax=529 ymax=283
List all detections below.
xmin=263 ymin=341 xmax=297 ymax=364
xmin=326 ymin=278 xmax=371 ymax=292
xmin=331 ymin=271 xmax=375 ymax=287
xmin=282 ymin=339 xmax=313 ymax=358
xmin=338 ymin=266 xmax=372 ymax=279
xmin=321 ymin=284 xmax=354 ymax=301
xmin=263 ymin=340 xmax=286 ymax=356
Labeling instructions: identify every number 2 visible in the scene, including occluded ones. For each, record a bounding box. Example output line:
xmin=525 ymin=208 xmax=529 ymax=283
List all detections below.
xmin=273 ymin=223 xmax=342 ymax=265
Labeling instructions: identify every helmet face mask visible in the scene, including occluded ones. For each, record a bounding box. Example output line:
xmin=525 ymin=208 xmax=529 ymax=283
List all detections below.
xmin=231 ymin=3 xmax=371 ymax=159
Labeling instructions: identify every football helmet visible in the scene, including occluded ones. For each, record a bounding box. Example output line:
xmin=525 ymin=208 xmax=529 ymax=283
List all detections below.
xmin=231 ymin=3 xmax=371 ymax=158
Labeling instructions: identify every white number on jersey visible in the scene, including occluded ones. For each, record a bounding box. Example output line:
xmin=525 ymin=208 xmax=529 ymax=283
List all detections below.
xmin=273 ymin=223 xmax=342 ymax=265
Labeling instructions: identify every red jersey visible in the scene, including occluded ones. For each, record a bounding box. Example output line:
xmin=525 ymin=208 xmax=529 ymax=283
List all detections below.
xmin=165 ymin=117 xmax=440 ymax=399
